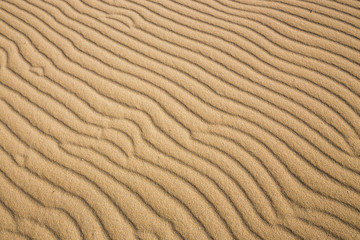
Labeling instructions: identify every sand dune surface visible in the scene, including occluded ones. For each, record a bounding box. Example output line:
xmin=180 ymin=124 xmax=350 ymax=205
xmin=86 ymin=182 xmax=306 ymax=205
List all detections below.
xmin=0 ymin=0 xmax=360 ymax=239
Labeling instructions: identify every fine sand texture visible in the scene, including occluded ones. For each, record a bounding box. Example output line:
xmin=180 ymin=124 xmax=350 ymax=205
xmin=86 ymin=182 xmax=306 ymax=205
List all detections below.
xmin=0 ymin=0 xmax=360 ymax=239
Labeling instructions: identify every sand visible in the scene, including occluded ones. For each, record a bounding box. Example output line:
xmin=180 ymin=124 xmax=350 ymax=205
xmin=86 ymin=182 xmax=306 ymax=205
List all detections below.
xmin=0 ymin=0 xmax=359 ymax=239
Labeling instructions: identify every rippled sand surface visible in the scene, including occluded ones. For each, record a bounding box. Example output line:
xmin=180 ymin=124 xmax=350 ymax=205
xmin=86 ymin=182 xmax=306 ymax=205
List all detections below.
xmin=0 ymin=0 xmax=360 ymax=239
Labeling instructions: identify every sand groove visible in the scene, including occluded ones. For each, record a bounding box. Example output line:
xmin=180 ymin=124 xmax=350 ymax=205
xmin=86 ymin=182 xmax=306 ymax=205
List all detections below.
xmin=0 ymin=0 xmax=359 ymax=239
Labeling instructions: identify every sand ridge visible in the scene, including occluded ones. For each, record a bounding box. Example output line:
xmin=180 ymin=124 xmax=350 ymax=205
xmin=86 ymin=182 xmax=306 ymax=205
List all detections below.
xmin=0 ymin=0 xmax=359 ymax=239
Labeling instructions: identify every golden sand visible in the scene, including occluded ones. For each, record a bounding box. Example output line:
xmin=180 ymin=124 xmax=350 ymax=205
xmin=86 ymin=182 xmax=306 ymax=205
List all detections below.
xmin=0 ymin=0 xmax=359 ymax=239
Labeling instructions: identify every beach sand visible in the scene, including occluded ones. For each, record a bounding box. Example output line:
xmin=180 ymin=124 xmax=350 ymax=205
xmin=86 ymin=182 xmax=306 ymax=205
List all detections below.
xmin=0 ymin=0 xmax=360 ymax=239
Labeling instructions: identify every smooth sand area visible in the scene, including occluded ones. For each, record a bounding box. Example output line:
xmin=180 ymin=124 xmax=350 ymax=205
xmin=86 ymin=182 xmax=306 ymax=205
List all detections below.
xmin=0 ymin=0 xmax=360 ymax=239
